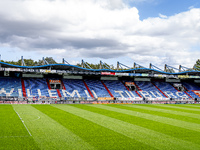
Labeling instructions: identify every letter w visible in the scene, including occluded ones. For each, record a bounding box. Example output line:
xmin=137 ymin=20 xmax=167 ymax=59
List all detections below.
xmin=0 ymin=88 xmax=14 ymax=96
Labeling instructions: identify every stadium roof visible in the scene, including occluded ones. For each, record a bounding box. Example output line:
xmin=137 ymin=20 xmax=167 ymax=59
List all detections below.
xmin=0 ymin=61 xmax=200 ymax=75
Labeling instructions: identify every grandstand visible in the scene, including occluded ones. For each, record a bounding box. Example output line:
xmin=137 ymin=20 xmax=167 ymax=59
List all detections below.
xmin=0 ymin=58 xmax=200 ymax=104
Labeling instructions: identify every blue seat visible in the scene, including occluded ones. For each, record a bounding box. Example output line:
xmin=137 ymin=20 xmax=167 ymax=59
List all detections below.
xmin=85 ymin=79 xmax=110 ymax=97
xmin=0 ymin=77 xmax=22 ymax=97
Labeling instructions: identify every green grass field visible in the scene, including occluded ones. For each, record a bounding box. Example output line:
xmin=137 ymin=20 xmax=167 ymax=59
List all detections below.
xmin=1 ymin=104 xmax=200 ymax=150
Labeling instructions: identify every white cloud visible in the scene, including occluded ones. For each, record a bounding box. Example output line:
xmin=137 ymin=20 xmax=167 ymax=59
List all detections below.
xmin=188 ymin=6 xmax=195 ymax=10
xmin=159 ymin=13 xmax=168 ymax=19
xmin=0 ymin=0 xmax=199 ymax=68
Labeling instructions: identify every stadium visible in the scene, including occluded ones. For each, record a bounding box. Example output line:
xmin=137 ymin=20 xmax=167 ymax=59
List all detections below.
xmin=0 ymin=57 xmax=200 ymax=103
xmin=1 ymin=57 xmax=200 ymax=150
xmin=0 ymin=57 xmax=200 ymax=104
xmin=1 ymin=0 xmax=200 ymax=149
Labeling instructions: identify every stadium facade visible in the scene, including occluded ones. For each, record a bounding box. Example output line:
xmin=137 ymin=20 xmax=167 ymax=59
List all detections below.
xmin=0 ymin=58 xmax=200 ymax=104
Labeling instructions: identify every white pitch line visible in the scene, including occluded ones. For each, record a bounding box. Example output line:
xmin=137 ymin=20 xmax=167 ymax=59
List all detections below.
xmin=32 ymin=116 xmax=40 ymax=121
xmin=13 ymin=109 xmax=32 ymax=137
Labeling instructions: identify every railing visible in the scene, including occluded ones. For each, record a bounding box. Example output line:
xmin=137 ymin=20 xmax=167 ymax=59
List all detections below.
xmin=0 ymin=96 xmax=198 ymax=105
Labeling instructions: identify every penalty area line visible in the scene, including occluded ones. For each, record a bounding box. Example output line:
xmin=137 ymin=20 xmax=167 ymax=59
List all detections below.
xmin=13 ymin=109 xmax=32 ymax=137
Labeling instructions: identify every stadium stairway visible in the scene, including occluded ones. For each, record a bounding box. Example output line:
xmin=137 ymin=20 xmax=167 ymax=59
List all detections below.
xmin=184 ymin=91 xmax=193 ymax=99
xmin=84 ymin=79 xmax=110 ymax=98
xmin=134 ymin=82 xmax=142 ymax=91
xmin=56 ymin=89 xmax=62 ymax=98
xmin=24 ymin=78 xmax=50 ymax=97
xmin=151 ymin=82 xmax=168 ymax=98
xmin=102 ymin=80 xmax=140 ymax=98
xmin=153 ymin=81 xmax=189 ymax=99
xmin=83 ymin=80 xmax=94 ymax=98
xmin=182 ymin=82 xmax=200 ymax=99
xmin=46 ymin=79 xmax=62 ymax=98
xmin=121 ymin=81 xmax=142 ymax=98
xmin=101 ymin=80 xmax=114 ymax=97
xmin=135 ymin=81 xmax=166 ymax=99
xmin=169 ymin=82 xmax=193 ymax=99
xmin=61 ymin=80 xmax=66 ymax=90
xmin=103 ymin=80 xmax=126 ymax=98
xmin=21 ymin=78 xmax=27 ymax=97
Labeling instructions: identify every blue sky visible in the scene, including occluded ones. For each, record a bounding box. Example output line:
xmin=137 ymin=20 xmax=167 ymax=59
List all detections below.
xmin=131 ymin=0 xmax=200 ymax=19
xmin=0 ymin=0 xmax=199 ymax=69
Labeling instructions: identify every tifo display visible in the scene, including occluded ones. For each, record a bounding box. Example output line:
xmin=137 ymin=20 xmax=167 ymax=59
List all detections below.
xmin=0 ymin=77 xmax=199 ymax=100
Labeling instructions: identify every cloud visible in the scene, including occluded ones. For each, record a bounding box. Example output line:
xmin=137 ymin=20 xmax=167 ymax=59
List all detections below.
xmin=0 ymin=0 xmax=199 ymax=68
xmin=128 ymin=0 xmax=154 ymax=4
xmin=159 ymin=13 xmax=168 ymax=19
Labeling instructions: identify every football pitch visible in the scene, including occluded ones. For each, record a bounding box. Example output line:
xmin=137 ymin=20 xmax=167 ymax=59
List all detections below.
xmin=1 ymin=104 xmax=200 ymax=150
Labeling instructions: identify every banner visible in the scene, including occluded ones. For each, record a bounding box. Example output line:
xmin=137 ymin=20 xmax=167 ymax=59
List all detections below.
xmin=5 ymin=68 xmax=22 ymax=71
xmin=49 ymin=80 xmax=61 ymax=84
xmin=101 ymin=72 xmax=115 ymax=75
xmin=0 ymin=67 xmax=200 ymax=79
xmin=98 ymin=97 xmax=115 ymax=100
xmin=125 ymin=82 xmax=135 ymax=86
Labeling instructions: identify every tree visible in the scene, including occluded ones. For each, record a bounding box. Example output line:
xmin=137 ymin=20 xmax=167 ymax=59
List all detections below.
xmin=0 ymin=57 xmax=57 ymax=66
xmin=18 ymin=59 xmax=37 ymax=66
xmin=76 ymin=62 xmax=115 ymax=70
xmin=194 ymin=59 xmax=200 ymax=71
xmin=44 ymin=57 xmax=57 ymax=64
xmin=2 ymin=60 xmax=20 ymax=66
xmin=165 ymin=68 xmax=175 ymax=73
xmin=36 ymin=57 xmax=57 ymax=66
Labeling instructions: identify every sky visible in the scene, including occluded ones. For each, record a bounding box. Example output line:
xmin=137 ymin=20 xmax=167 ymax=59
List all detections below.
xmin=0 ymin=0 xmax=200 ymax=70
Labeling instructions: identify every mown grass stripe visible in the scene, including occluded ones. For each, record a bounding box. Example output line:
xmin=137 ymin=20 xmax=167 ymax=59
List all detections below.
xmin=169 ymin=104 xmax=200 ymax=108
xmin=121 ymin=104 xmax=200 ymax=122
xmin=74 ymin=104 xmax=200 ymax=144
xmin=80 ymin=104 xmax=200 ymax=147
xmin=182 ymin=105 xmax=200 ymax=108
xmin=0 ymin=135 xmax=30 ymax=138
xmin=34 ymin=105 xmax=151 ymax=150
xmin=91 ymin=104 xmax=200 ymax=132
xmin=13 ymin=104 xmax=94 ymax=150
xmin=149 ymin=104 xmax=200 ymax=114
xmin=53 ymin=104 xmax=200 ymax=150
xmin=13 ymin=108 xmax=32 ymax=136
xmin=0 ymin=105 xmax=39 ymax=150
xmin=0 ymin=105 xmax=28 ymax=136
xmin=159 ymin=104 xmax=200 ymax=109
xmin=154 ymin=104 xmax=200 ymax=111
xmin=139 ymin=104 xmax=200 ymax=114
